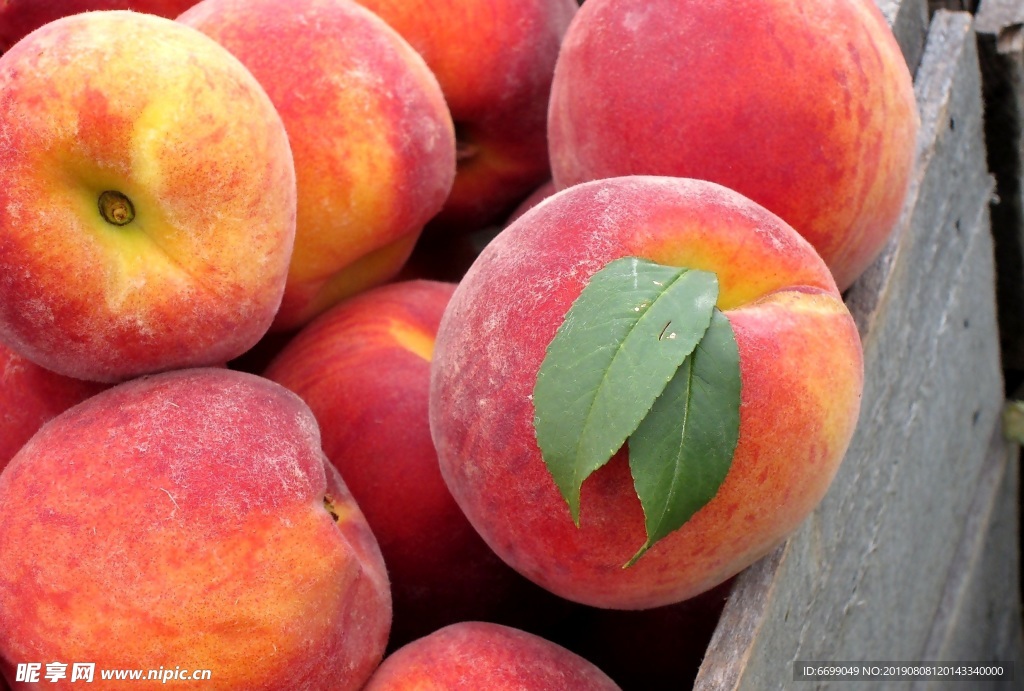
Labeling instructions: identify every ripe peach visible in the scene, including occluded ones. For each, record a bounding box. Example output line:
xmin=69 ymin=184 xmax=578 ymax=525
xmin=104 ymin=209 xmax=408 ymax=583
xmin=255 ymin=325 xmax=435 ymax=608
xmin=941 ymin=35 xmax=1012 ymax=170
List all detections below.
xmin=0 ymin=11 xmax=296 ymax=382
xmin=547 ymin=0 xmax=919 ymax=291
xmin=0 ymin=368 xmax=391 ymax=690
xmin=430 ymin=176 xmax=864 ymax=608
xmin=363 ymin=622 xmax=620 ymax=690
xmin=180 ymin=0 xmax=456 ymax=332
xmin=0 ymin=343 xmax=106 ymax=472
xmin=265 ymin=280 xmax=568 ymax=648
xmin=351 ymin=0 xmax=578 ymax=235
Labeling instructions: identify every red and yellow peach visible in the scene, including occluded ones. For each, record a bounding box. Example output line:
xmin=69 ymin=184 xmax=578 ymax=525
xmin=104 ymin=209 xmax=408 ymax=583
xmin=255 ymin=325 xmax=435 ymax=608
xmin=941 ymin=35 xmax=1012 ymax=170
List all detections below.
xmin=0 ymin=11 xmax=296 ymax=382
xmin=0 ymin=368 xmax=391 ymax=690
xmin=430 ymin=176 xmax=864 ymax=608
xmin=547 ymin=0 xmax=919 ymax=290
xmin=180 ymin=0 xmax=456 ymax=331
xmin=265 ymin=280 xmax=568 ymax=648
xmin=352 ymin=0 xmax=578 ymax=236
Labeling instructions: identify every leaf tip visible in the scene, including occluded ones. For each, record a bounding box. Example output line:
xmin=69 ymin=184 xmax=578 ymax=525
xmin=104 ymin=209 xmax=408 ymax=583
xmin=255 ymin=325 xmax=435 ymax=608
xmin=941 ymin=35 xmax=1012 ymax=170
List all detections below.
xmin=567 ymin=494 xmax=582 ymax=528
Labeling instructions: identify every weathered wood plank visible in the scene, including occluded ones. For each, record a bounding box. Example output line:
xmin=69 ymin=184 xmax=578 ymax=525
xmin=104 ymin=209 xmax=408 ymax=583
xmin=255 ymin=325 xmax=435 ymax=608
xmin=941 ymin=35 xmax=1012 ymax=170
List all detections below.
xmin=690 ymin=546 xmax=788 ymax=690
xmin=912 ymin=430 xmax=1022 ymax=691
xmin=695 ymin=11 xmax=1007 ymax=689
xmin=976 ymin=0 xmax=1024 ymax=375
xmin=879 ymin=0 xmax=932 ymax=75
xmin=975 ymin=0 xmax=1024 ymax=26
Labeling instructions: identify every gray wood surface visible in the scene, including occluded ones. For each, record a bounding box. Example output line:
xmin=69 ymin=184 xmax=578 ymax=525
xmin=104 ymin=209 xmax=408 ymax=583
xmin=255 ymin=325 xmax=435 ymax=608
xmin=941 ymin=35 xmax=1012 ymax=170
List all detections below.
xmin=913 ymin=431 xmax=1021 ymax=691
xmin=694 ymin=11 xmax=1015 ymax=690
xmin=976 ymin=0 xmax=1024 ymax=373
xmin=879 ymin=0 xmax=932 ymax=74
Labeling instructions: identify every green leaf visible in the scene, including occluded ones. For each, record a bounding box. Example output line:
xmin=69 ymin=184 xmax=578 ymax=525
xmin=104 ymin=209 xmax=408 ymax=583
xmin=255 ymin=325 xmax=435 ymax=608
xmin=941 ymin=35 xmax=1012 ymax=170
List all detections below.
xmin=533 ymin=257 xmax=720 ymax=524
xmin=625 ymin=309 xmax=741 ymax=567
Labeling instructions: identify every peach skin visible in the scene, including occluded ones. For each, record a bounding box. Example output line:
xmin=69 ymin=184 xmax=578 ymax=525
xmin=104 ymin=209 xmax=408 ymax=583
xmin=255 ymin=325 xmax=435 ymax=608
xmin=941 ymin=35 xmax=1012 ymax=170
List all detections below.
xmin=180 ymin=0 xmax=456 ymax=332
xmin=0 ymin=342 xmax=106 ymax=473
xmin=0 ymin=368 xmax=391 ymax=690
xmin=265 ymin=280 xmax=571 ymax=648
xmin=0 ymin=11 xmax=296 ymax=383
xmin=548 ymin=0 xmax=919 ymax=291
xmin=429 ymin=176 xmax=864 ymax=609
xmin=351 ymin=0 xmax=578 ymax=236
xmin=363 ymin=622 xmax=621 ymax=690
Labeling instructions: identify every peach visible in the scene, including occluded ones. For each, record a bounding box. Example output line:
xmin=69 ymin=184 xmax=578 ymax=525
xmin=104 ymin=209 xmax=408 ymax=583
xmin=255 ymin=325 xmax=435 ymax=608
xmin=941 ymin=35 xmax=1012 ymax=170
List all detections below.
xmin=429 ymin=176 xmax=863 ymax=608
xmin=351 ymin=0 xmax=578 ymax=235
xmin=179 ymin=0 xmax=456 ymax=332
xmin=0 ymin=343 xmax=106 ymax=472
xmin=363 ymin=622 xmax=620 ymax=690
xmin=0 ymin=368 xmax=391 ymax=690
xmin=264 ymin=280 xmax=568 ymax=648
xmin=0 ymin=1 xmax=200 ymax=54
xmin=0 ymin=11 xmax=296 ymax=383
xmin=547 ymin=0 xmax=919 ymax=291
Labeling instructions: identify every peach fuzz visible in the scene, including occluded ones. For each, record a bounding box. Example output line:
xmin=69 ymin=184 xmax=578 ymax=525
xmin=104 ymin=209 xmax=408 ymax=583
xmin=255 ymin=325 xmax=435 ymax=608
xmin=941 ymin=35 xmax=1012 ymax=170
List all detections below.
xmin=0 ymin=368 xmax=391 ymax=690
xmin=429 ymin=176 xmax=864 ymax=609
xmin=0 ymin=1 xmax=200 ymax=53
xmin=362 ymin=622 xmax=620 ymax=690
xmin=0 ymin=11 xmax=295 ymax=383
xmin=179 ymin=0 xmax=456 ymax=332
xmin=264 ymin=280 xmax=568 ymax=648
xmin=351 ymin=0 xmax=578 ymax=235
xmin=547 ymin=0 xmax=919 ymax=291
xmin=0 ymin=342 xmax=106 ymax=472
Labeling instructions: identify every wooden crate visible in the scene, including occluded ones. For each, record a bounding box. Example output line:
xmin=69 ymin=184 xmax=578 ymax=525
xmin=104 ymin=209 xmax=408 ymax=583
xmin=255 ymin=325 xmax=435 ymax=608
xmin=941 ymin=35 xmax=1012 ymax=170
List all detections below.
xmin=693 ymin=7 xmax=1022 ymax=689
xmin=976 ymin=0 xmax=1024 ymax=377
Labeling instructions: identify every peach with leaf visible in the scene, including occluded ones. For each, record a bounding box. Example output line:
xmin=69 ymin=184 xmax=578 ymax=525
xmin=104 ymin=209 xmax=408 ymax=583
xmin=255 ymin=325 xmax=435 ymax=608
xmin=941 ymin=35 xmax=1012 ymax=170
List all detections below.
xmin=429 ymin=175 xmax=864 ymax=608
